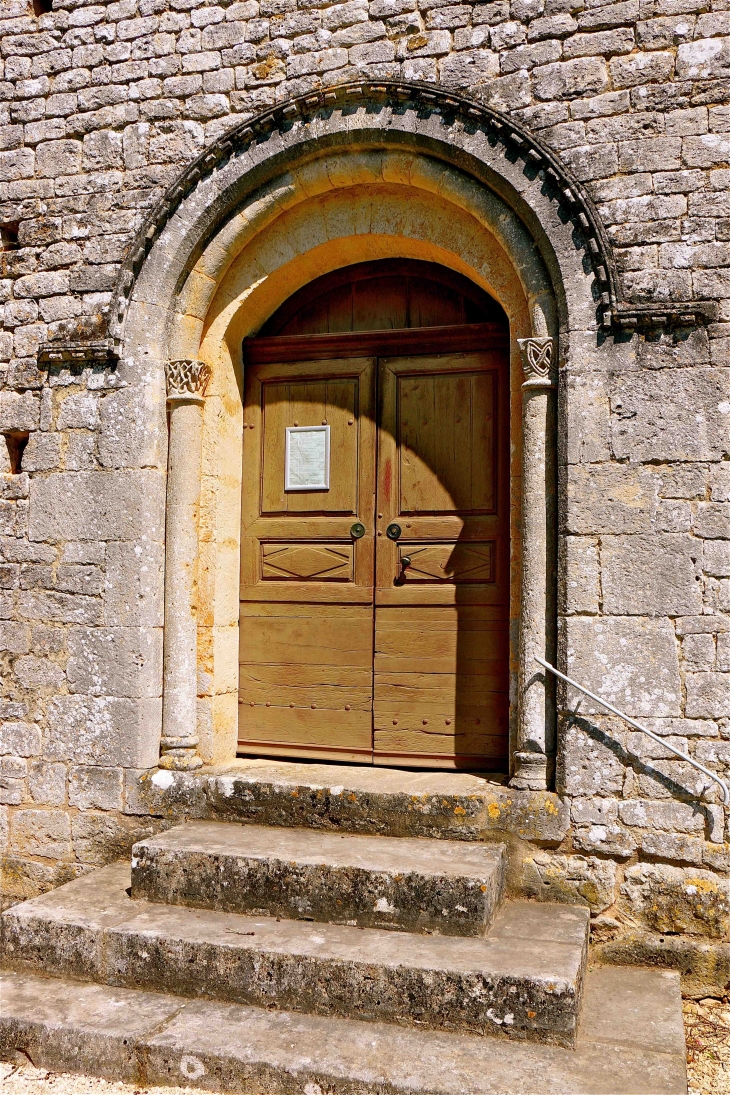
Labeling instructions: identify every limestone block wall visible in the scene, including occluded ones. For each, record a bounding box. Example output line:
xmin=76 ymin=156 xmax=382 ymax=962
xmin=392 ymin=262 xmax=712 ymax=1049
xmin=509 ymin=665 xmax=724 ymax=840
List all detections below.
xmin=0 ymin=0 xmax=729 ymax=965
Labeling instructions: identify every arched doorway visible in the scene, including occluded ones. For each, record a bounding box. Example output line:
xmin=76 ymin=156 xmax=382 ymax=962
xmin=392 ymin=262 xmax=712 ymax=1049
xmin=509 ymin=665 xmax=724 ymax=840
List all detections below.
xmin=238 ymin=260 xmax=511 ymax=771
xmin=114 ymin=85 xmax=583 ymax=787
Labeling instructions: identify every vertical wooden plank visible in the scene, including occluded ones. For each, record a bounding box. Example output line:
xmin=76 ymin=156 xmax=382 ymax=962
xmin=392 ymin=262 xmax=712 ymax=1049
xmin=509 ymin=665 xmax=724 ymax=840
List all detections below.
xmin=261 ymin=382 xmax=288 ymax=513
xmin=471 ymin=372 xmax=495 ymax=512
xmin=400 ymin=374 xmax=436 ymax=513
xmin=354 ymin=276 xmax=407 ymax=331
xmin=240 ymin=372 xmax=264 ymax=589
xmin=326 ymin=378 xmax=357 ymax=513
xmin=376 ymin=359 xmax=398 ymax=594
xmin=408 ymin=279 xmax=464 ymax=328
xmin=435 ymin=371 xmax=472 ymax=511
xmin=325 ymin=283 xmax=354 ymax=333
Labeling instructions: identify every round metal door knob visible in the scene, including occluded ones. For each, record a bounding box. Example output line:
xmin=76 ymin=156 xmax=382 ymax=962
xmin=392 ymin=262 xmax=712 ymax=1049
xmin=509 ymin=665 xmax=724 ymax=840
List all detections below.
xmin=386 ymin=523 xmax=402 ymax=540
xmin=350 ymin=522 xmax=366 ymax=539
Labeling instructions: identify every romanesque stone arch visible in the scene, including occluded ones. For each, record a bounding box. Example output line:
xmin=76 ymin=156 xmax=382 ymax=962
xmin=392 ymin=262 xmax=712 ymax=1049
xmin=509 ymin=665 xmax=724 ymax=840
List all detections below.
xmin=84 ymin=81 xmax=671 ymax=791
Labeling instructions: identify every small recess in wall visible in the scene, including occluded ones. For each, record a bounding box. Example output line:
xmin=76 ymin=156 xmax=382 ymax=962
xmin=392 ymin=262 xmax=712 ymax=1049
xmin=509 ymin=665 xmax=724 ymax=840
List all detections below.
xmin=31 ymin=0 xmax=53 ymax=16
xmin=4 ymin=432 xmax=30 ymax=475
xmin=0 ymin=222 xmax=19 ymax=251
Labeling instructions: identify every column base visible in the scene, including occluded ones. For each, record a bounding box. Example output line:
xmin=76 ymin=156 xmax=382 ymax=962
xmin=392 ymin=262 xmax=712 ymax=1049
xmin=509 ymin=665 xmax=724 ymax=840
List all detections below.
xmin=510 ymin=750 xmax=552 ymax=791
xmin=159 ymin=735 xmax=203 ymax=771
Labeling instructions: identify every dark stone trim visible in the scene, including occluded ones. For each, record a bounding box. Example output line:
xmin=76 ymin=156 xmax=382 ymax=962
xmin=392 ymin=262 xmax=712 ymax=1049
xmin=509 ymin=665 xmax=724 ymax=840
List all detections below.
xmin=37 ymin=340 xmax=117 ymax=365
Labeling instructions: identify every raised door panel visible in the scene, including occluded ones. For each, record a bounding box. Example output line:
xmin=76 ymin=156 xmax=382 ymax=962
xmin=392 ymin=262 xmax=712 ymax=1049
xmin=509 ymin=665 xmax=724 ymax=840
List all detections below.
xmin=398 ymin=371 xmax=495 ymax=514
xmin=261 ymin=377 xmax=358 ymax=515
xmin=241 ymin=357 xmax=376 ymax=604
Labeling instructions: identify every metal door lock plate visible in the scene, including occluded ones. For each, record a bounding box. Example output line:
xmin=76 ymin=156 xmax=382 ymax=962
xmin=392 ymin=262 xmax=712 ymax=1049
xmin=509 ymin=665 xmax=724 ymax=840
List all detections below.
xmin=350 ymin=522 xmax=366 ymax=539
xmin=386 ymin=523 xmax=402 ymax=540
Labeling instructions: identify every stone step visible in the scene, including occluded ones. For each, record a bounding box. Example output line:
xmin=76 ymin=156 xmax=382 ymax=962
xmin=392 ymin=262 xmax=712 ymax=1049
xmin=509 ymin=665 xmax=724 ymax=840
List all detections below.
xmin=0 ymin=966 xmax=687 ymax=1095
xmin=129 ymin=758 xmax=570 ymax=845
xmin=131 ymin=821 xmax=507 ymax=936
xmin=1 ymin=863 xmax=589 ymax=1048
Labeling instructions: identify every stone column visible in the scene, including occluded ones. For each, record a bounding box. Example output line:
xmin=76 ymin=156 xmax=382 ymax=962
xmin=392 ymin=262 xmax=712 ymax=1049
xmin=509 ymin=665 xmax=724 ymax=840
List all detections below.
xmin=511 ymin=335 xmax=556 ymax=790
xmin=159 ymin=359 xmax=211 ymax=771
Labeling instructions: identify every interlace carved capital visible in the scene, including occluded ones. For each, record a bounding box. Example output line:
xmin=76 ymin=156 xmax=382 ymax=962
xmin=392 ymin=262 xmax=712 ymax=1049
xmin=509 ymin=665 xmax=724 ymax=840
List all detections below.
xmin=165 ymin=359 xmax=212 ymax=402
xmin=517 ymin=337 xmax=556 ymax=390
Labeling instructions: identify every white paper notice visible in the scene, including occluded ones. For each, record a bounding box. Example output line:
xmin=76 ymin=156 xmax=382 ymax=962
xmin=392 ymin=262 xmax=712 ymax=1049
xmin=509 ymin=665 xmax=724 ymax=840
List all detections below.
xmin=285 ymin=425 xmax=330 ymax=491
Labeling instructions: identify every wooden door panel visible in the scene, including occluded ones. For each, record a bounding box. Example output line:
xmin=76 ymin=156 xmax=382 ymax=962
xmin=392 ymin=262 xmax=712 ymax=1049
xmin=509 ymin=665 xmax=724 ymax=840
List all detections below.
xmin=243 ymin=708 xmax=371 ymax=747
xmin=374 ymin=631 xmax=507 ymax=676
xmin=375 ymin=671 xmax=508 ymax=703
xmin=373 ymin=726 xmax=508 ymax=764
xmin=373 ymin=351 xmax=510 ymax=768
xmin=261 ymin=377 xmax=358 ymax=514
xmin=399 ymin=371 xmax=495 ymax=514
xmin=239 ymin=359 xmax=376 ymax=760
xmin=375 ymin=605 xmax=507 ymax=628
xmin=240 ymin=611 xmax=374 ymax=667
xmin=240 ymin=664 xmax=373 ymax=711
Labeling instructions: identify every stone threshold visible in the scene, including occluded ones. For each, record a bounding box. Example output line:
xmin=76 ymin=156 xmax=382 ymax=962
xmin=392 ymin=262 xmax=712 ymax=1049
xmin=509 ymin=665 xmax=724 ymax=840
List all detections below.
xmin=125 ymin=757 xmax=570 ymax=846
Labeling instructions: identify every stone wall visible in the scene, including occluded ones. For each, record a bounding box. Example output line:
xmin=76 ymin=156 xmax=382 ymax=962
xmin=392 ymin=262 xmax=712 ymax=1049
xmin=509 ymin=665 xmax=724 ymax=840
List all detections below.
xmin=0 ymin=0 xmax=729 ymax=976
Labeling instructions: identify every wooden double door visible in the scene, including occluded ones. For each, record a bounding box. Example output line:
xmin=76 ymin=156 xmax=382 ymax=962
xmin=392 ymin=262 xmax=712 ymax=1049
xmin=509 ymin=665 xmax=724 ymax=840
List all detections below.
xmin=239 ymin=332 xmax=510 ymax=769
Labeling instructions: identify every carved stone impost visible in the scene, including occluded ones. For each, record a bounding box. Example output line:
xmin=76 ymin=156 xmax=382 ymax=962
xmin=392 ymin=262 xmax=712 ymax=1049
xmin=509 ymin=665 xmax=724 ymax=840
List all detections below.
xmin=165 ymin=359 xmax=212 ymax=404
xmin=517 ymin=337 xmax=556 ymax=389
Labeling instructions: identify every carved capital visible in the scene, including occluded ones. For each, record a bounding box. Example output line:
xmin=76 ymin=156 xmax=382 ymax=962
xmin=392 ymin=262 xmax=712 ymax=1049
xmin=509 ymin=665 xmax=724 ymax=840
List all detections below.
xmin=165 ymin=359 xmax=211 ymax=403
xmin=517 ymin=337 xmax=555 ymax=390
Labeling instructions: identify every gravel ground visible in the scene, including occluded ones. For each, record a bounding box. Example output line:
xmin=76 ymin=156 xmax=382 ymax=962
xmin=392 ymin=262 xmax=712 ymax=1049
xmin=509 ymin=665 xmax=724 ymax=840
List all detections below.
xmin=1 ymin=997 xmax=728 ymax=1094
xmin=0 ymin=1067 xmax=198 ymax=1095
xmin=686 ymin=997 xmax=730 ymax=1095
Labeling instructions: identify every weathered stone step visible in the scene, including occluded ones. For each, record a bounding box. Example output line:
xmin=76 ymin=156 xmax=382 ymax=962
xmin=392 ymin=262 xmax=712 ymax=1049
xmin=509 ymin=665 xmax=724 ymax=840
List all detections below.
xmin=0 ymin=967 xmax=687 ymax=1094
xmin=131 ymin=821 xmax=507 ymax=936
xmin=129 ymin=758 xmax=570 ymax=844
xmin=1 ymin=863 xmax=588 ymax=1047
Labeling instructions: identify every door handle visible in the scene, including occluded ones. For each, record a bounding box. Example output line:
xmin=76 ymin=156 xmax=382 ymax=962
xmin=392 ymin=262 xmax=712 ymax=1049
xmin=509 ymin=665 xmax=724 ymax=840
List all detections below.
xmin=350 ymin=522 xmax=366 ymax=539
xmin=386 ymin=523 xmax=402 ymax=540
xmin=395 ymin=555 xmax=411 ymax=586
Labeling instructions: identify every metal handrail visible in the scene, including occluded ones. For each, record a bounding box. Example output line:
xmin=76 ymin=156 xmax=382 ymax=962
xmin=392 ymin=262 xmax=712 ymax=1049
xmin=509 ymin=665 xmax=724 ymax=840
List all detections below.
xmin=535 ymin=655 xmax=730 ymax=807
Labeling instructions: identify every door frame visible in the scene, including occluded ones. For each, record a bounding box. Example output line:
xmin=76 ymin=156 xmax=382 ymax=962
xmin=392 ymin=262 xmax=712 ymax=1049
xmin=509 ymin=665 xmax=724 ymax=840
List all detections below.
xmin=244 ymin=323 xmax=509 ymax=367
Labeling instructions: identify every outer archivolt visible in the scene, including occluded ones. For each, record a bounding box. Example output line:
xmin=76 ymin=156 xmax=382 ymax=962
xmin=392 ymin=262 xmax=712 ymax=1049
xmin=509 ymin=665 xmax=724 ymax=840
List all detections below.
xmin=33 ymin=81 xmax=707 ymax=371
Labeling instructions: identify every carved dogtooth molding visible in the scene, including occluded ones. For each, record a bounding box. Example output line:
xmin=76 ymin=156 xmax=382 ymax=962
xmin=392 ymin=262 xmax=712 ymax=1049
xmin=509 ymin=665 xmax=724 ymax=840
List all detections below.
xmin=98 ymin=81 xmax=713 ymax=361
xmin=35 ymin=82 xmax=715 ymax=370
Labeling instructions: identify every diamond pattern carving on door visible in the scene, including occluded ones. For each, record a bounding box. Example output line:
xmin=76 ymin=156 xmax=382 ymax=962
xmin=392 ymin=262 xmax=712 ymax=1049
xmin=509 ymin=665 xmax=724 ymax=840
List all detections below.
xmin=398 ymin=542 xmax=494 ymax=583
xmin=262 ymin=543 xmax=353 ymax=581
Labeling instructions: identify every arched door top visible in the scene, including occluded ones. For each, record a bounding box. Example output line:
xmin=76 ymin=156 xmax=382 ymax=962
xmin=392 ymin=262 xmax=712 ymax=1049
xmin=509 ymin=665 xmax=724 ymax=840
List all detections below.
xmin=259 ymin=259 xmax=507 ymax=337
